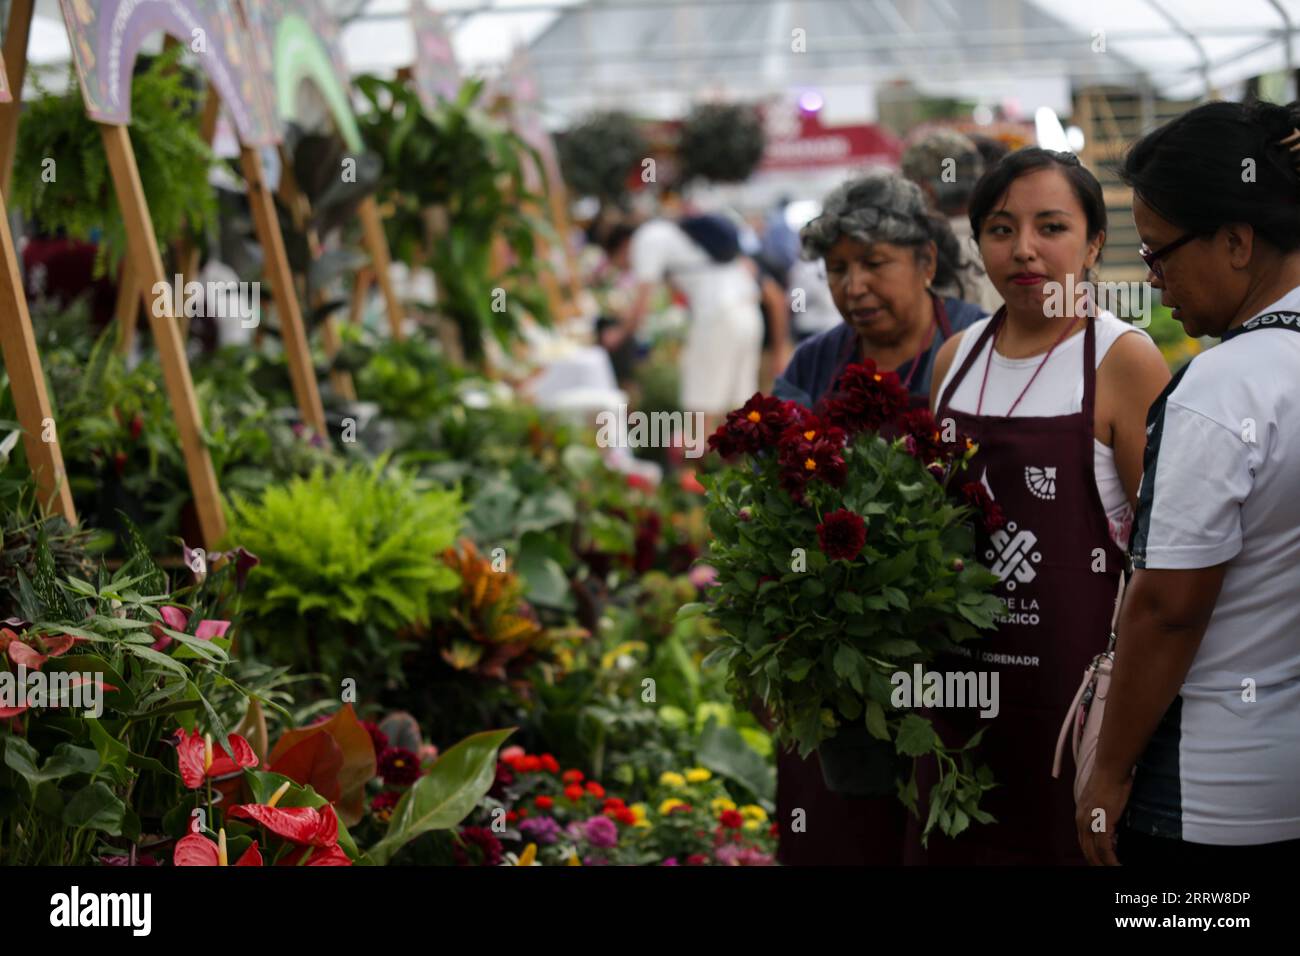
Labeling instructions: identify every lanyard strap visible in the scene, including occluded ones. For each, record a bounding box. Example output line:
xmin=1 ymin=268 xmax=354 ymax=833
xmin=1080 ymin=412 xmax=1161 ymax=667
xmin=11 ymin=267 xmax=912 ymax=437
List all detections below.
xmin=1221 ymin=310 xmax=1300 ymax=341
xmin=975 ymin=313 xmax=1085 ymax=417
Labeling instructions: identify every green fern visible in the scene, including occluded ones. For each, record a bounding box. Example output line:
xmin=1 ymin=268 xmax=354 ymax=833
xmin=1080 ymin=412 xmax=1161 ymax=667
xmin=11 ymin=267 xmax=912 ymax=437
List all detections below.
xmin=227 ymin=460 xmax=465 ymax=682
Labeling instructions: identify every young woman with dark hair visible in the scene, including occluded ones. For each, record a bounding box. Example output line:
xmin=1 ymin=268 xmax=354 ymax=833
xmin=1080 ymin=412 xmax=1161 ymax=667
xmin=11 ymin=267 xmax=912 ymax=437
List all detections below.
xmin=1077 ymin=100 xmax=1300 ymax=865
xmin=912 ymin=148 xmax=1170 ymax=864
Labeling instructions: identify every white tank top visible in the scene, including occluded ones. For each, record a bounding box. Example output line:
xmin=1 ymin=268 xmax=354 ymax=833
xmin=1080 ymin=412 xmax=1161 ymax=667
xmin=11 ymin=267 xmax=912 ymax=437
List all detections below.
xmin=936 ymin=311 xmax=1151 ymax=549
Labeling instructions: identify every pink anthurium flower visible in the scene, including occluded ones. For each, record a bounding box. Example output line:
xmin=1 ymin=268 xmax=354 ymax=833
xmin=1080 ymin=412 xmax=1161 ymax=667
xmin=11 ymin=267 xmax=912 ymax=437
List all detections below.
xmin=174 ymin=727 xmax=259 ymax=788
xmin=173 ymin=831 xmax=263 ymax=866
xmin=151 ymin=606 xmax=231 ymax=652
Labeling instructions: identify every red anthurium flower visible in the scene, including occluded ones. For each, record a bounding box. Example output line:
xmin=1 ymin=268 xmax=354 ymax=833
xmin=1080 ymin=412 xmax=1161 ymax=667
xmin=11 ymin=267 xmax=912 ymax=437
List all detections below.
xmin=173 ymin=832 xmax=263 ymax=866
xmin=174 ymin=727 xmax=259 ymax=789
xmin=227 ymin=802 xmax=340 ymax=848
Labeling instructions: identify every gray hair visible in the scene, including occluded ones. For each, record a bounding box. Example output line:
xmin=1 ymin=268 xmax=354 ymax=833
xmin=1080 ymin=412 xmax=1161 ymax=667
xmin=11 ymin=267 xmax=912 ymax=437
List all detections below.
xmin=800 ymin=171 xmax=933 ymax=260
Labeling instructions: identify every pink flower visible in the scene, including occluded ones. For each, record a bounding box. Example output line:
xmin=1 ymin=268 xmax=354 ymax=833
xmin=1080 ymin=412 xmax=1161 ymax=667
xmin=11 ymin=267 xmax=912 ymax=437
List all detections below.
xmin=150 ymin=606 xmax=231 ymax=652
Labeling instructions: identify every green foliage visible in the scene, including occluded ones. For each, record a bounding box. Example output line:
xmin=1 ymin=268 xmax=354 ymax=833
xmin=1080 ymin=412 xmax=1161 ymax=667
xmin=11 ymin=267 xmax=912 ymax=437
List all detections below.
xmin=679 ymin=102 xmax=766 ymax=184
xmin=557 ymin=110 xmax=648 ymax=204
xmin=13 ymin=48 xmax=215 ymax=276
xmin=366 ymin=727 xmax=514 ymax=865
xmin=228 ymin=459 xmax=465 ymax=684
xmin=354 ymin=74 xmax=553 ymax=361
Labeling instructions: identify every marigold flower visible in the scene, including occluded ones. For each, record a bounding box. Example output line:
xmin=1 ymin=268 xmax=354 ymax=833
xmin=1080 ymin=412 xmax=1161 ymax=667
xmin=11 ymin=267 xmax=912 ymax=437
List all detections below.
xmin=740 ymin=805 xmax=768 ymax=822
xmin=659 ymin=771 xmax=686 ymax=788
xmin=659 ymin=798 xmax=686 ymax=815
xmin=710 ymin=798 xmax=737 ymax=814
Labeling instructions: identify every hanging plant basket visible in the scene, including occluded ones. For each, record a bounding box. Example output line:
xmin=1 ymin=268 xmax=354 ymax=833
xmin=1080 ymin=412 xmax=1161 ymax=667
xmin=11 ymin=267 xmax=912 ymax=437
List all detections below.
xmin=678 ymin=102 xmax=766 ymax=184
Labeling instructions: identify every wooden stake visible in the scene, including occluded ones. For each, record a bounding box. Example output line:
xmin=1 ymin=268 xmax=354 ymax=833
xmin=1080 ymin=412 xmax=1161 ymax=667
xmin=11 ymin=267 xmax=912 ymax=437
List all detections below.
xmin=348 ymin=266 xmax=373 ymax=327
xmin=0 ymin=0 xmax=33 ymax=196
xmin=239 ymin=145 xmax=326 ymax=434
xmin=0 ymin=186 xmax=75 ymax=522
xmin=114 ymin=266 xmax=140 ymax=355
xmin=101 ymin=123 xmax=225 ymax=547
xmin=358 ymin=196 xmax=404 ymax=339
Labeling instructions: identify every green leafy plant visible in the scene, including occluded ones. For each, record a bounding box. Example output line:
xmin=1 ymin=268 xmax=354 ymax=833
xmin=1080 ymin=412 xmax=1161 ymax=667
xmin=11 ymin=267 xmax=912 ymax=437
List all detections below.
xmin=12 ymin=47 xmax=215 ymax=276
xmin=228 ymin=459 xmax=465 ymax=684
xmin=354 ymin=74 xmax=554 ymax=361
xmin=678 ymin=102 xmax=766 ymax=184
xmin=557 ymin=110 xmax=648 ymax=205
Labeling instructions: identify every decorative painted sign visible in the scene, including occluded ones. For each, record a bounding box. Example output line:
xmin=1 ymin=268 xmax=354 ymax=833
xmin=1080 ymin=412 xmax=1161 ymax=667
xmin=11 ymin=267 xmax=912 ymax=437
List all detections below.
xmin=56 ymin=0 xmax=275 ymax=144
xmin=239 ymin=0 xmax=362 ymax=151
xmin=410 ymin=1 xmax=459 ymax=112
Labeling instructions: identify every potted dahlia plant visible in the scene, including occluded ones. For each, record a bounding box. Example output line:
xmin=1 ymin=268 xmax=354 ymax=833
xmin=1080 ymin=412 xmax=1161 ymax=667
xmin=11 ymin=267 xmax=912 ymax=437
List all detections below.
xmin=688 ymin=360 xmax=1005 ymax=841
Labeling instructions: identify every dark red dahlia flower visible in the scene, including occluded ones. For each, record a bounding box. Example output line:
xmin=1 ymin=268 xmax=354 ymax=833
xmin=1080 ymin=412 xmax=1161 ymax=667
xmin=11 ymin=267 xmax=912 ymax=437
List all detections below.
xmin=378 ymin=746 xmax=421 ymax=787
xmin=818 ymin=360 xmax=910 ymax=434
xmin=777 ymin=418 xmax=847 ymax=497
xmin=453 ymin=826 xmax=504 ymax=866
xmin=708 ymin=393 xmax=800 ymax=459
xmin=816 ymin=508 xmax=868 ymax=561
xmin=961 ymin=482 xmax=1006 ymax=532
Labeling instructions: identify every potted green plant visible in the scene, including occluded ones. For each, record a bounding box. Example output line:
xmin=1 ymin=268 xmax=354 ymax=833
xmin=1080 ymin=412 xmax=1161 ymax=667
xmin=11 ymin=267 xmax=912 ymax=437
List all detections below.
xmin=688 ymin=361 xmax=1005 ymax=842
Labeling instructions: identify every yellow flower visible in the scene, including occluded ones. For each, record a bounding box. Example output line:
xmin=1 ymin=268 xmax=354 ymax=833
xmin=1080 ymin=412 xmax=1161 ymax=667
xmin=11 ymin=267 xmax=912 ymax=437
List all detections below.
xmin=659 ymin=798 xmax=686 ymax=815
xmin=631 ymin=803 xmax=649 ymax=821
xmin=743 ymin=820 xmax=761 ymax=832
xmin=740 ymin=804 xmax=768 ymax=822
xmin=659 ymin=771 xmax=686 ymax=788
xmin=710 ymin=797 xmax=737 ymax=815
xmin=685 ymin=767 xmax=712 ymax=783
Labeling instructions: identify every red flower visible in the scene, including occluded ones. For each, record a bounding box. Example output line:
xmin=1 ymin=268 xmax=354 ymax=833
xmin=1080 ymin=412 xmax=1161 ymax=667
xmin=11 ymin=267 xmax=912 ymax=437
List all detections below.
xmin=535 ymin=795 xmax=554 ymax=811
xmin=173 ymin=833 xmax=262 ymax=867
xmin=378 ymin=747 xmax=421 ymax=787
xmin=602 ymin=797 xmax=626 ymax=812
xmin=453 ymin=826 xmax=503 ymax=866
xmin=564 ymin=784 xmax=584 ymax=802
xmin=680 ymin=471 xmax=706 ymax=495
xmin=585 ymin=781 xmax=606 ymax=799
xmin=816 ymin=508 xmax=868 ymax=562
xmin=776 ymin=417 xmax=847 ymax=497
xmin=540 ymin=753 xmax=560 ymax=774
xmin=227 ymin=802 xmax=341 ymax=848
xmin=361 ymin=721 xmax=389 ymax=758
xmin=626 ymin=473 xmax=653 ymax=492
xmin=615 ymin=807 xmax=637 ymax=826
xmin=562 ymin=769 xmax=584 ymax=784
xmin=520 ymin=755 xmax=542 ymax=773
xmin=819 ymin=360 xmax=910 ymax=434
xmin=961 ymin=481 xmax=1006 ymax=532
xmin=668 ymin=802 xmax=693 ymax=815
xmin=370 ymin=791 xmax=401 ymax=822
xmin=173 ymin=728 xmax=258 ymax=789
xmin=708 ymin=394 xmax=800 ymax=459
xmin=719 ymin=809 xmax=745 ymax=829
xmin=506 ymin=809 xmax=520 ymax=823
xmin=686 ymin=854 xmax=710 ymax=866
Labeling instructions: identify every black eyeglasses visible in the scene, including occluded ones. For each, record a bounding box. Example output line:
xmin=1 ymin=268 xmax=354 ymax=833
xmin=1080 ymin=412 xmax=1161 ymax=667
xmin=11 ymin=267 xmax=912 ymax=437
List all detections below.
xmin=1138 ymin=232 xmax=1197 ymax=280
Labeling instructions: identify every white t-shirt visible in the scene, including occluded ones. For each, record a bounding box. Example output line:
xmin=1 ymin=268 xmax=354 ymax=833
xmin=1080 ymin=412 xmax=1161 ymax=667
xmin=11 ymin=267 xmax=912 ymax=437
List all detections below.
xmin=1126 ymin=286 xmax=1300 ymax=845
xmin=936 ymin=310 xmax=1148 ymax=548
xmin=629 ymin=219 xmax=759 ymax=320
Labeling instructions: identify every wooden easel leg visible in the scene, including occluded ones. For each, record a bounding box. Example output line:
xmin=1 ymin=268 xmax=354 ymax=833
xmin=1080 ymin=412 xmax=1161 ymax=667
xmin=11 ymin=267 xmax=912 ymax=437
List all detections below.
xmin=114 ymin=266 xmax=140 ymax=355
xmin=0 ymin=0 xmax=33 ymax=197
xmin=239 ymin=145 xmax=326 ymax=435
xmin=358 ymin=196 xmax=404 ymax=340
xmin=0 ymin=190 xmax=75 ymax=522
xmin=101 ymin=124 xmax=225 ymax=547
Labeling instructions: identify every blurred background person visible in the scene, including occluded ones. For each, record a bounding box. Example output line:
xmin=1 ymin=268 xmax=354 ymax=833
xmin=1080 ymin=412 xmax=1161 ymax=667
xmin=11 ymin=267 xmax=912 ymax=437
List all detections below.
xmin=902 ymin=129 xmax=1003 ymax=315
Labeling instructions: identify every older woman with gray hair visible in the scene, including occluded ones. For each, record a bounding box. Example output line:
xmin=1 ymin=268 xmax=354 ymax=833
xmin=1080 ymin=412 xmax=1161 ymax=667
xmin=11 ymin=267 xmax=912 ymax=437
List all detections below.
xmin=775 ymin=170 xmax=986 ymax=412
xmin=772 ymin=170 xmax=987 ymax=867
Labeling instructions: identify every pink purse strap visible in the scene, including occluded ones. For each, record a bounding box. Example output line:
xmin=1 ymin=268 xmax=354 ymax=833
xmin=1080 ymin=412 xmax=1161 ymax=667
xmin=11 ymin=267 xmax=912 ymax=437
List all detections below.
xmin=1051 ymin=570 xmax=1127 ymax=779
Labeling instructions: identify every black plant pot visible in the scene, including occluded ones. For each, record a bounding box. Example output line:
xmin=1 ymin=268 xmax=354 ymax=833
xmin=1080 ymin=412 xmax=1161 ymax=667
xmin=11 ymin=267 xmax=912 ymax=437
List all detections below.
xmin=817 ymin=724 xmax=902 ymax=798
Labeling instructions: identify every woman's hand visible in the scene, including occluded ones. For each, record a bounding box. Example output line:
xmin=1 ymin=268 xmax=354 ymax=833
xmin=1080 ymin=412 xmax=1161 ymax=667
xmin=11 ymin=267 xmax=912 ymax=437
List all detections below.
xmin=1076 ymin=770 xmax=1134 ymax=865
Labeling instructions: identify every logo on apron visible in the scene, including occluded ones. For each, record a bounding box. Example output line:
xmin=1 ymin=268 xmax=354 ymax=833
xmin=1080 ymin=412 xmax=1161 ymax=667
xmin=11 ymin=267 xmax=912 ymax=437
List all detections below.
xmin=1025 ymin=466 xmax=1057 ymax=500
xmin=985 ymin=522 xmax=1042 ymax=589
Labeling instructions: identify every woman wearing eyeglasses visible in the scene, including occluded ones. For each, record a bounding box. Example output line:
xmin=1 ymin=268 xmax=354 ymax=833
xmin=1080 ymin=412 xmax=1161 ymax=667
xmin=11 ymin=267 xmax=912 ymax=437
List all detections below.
xmin=908 ymin=148 xmax=1170 ymax=864
xmin=1077 ymin=100 xmax=1300 ymax=865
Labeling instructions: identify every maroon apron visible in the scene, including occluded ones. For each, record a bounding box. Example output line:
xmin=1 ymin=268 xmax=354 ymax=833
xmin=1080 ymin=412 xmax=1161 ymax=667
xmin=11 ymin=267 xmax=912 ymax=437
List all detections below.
xmin=902 ymin=308 xmax=1123 ymax=865
xmin=777 ymin=296 xmax=952 ymax=866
